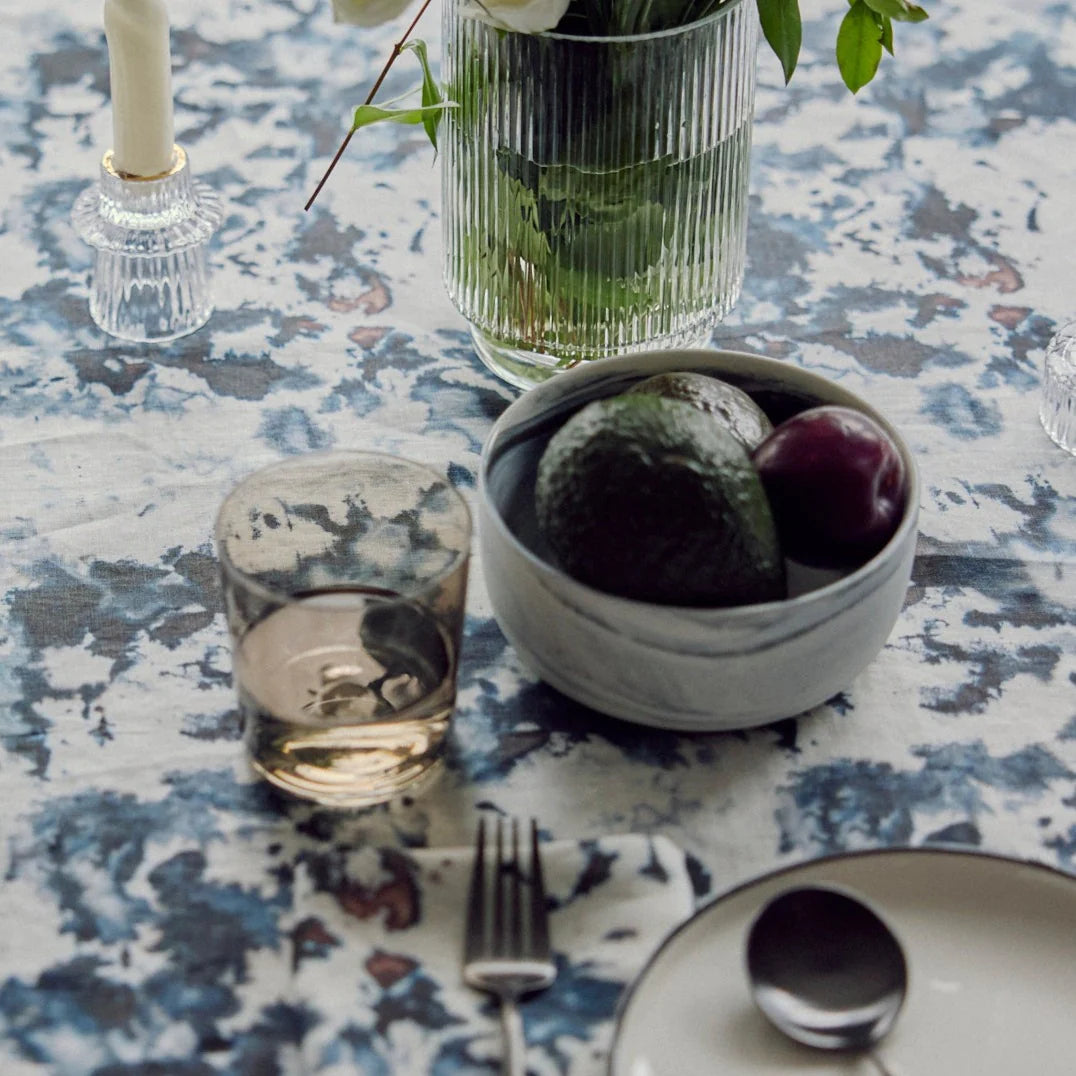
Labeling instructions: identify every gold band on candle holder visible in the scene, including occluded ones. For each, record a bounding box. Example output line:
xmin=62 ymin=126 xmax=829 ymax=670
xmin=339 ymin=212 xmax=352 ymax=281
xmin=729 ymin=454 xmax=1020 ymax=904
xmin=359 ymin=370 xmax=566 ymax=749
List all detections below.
xmin=102 ymin=144 xmax=186 ymax=181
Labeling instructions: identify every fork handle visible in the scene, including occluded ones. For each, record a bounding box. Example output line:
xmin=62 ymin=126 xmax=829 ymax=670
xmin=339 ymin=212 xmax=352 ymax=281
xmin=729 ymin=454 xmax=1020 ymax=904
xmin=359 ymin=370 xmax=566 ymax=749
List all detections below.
xmin=498 ymin=996 xmax=526 ymax=1076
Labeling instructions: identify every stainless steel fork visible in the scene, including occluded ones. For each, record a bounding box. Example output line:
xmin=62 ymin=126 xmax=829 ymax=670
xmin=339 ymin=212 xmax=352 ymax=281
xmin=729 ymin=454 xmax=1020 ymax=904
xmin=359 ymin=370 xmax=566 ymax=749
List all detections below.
xmin=463 ymin=817 xmax=556 ymax=1076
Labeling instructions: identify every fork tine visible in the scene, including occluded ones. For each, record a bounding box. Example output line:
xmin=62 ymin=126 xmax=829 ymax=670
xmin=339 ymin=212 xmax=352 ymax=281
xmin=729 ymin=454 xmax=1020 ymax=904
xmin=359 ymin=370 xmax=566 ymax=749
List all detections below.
xmin=464 ymin=817 xmax=487 ymax=960
xmin=509 ymin=817 xmax=523 ymax=957
xmin=466 ymin=816 xmax=551 ymax=964
xmin=462 ymin=816 xmax=557 ymax=1076
xmin=493 ymin=816 xmax=507 ymax=956
xmin=528 ymin=818 xmax=550 ymax=957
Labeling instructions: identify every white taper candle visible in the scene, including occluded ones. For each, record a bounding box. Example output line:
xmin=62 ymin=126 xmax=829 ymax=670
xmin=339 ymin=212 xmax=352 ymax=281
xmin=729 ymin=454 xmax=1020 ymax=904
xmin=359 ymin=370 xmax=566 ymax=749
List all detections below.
xmin=104 ymin=0 xmax=176 ymax=177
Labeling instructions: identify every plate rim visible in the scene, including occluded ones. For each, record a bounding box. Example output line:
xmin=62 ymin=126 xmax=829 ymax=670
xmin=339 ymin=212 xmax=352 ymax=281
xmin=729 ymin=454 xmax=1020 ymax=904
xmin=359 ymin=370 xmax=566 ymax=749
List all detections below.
xmin=606 ymin=844 xmax=1076 ymax=1075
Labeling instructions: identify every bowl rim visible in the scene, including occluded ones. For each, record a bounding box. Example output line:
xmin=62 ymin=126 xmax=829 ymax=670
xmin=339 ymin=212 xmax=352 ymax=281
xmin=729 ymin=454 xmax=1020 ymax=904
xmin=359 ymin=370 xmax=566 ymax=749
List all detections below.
xmin=478 ymin=347 xmax=921 ymax=620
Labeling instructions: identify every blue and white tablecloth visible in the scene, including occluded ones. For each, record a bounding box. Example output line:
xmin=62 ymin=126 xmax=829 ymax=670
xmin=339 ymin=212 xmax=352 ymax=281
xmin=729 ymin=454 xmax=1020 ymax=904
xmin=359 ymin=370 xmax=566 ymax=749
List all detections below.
xmin=1 ymin=0 xmax=1075 ymax=1070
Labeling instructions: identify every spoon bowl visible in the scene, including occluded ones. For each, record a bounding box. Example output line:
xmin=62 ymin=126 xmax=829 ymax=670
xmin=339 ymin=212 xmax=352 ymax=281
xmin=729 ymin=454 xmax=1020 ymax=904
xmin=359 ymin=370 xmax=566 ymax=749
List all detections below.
xmin=745 ymin=884 xmax=907 ymax=1055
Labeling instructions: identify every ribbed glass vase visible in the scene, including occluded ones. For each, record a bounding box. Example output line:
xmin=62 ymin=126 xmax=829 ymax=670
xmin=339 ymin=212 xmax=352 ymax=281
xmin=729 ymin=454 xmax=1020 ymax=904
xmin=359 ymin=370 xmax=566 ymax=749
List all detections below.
xmin=440 ymin=0 xmax=758 ymax=389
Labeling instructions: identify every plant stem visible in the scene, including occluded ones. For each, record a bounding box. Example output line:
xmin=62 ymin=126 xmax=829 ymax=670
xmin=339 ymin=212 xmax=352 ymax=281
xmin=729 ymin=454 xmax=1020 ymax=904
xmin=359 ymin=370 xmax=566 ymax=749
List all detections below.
xmin=304 ymin=0 xmax=438 ymax=212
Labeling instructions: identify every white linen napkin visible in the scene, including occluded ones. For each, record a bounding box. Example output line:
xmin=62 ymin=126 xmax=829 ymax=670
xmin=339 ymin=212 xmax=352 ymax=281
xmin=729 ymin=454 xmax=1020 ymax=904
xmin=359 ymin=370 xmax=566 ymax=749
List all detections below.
xmin=286 ymin=832 xmax=695 ymax=1075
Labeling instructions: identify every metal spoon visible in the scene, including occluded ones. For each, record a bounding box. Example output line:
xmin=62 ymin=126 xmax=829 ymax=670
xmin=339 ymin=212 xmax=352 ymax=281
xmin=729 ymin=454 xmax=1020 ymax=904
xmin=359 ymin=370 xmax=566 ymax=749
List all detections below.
xmin=745 ymin=885 xmax=907 ymax=1076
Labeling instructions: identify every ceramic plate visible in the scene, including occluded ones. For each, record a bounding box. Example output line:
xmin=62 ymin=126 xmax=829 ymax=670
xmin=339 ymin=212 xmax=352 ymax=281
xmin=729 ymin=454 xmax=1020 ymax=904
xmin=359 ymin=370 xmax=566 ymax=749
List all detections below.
xmin=609 ymin=849 xmax=1076 ymax=1075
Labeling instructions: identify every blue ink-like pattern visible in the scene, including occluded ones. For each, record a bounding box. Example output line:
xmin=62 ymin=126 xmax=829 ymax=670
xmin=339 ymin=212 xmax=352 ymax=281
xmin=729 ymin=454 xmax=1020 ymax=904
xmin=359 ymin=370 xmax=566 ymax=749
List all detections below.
xmin=1 ymin=0 xmax=1075 ymax=1071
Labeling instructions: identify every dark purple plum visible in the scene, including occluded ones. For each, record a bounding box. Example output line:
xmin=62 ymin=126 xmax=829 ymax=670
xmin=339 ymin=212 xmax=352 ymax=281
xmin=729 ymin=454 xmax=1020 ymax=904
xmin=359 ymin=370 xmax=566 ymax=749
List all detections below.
xmin=751 ymin=405 xmax=907 ymax=569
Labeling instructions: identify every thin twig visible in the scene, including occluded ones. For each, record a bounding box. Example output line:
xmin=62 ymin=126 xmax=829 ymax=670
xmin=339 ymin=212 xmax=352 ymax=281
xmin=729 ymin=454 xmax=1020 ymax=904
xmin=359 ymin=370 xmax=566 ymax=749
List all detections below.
xmin=304 ymin=0 xmax=439 ymax=212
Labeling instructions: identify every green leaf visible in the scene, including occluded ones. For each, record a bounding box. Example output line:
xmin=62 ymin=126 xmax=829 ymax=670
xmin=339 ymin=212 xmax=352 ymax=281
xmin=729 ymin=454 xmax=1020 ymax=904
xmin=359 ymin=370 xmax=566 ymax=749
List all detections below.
xmin=350 ymin=99 xmax=451 ymax=134
xmin=880 ymin=13 xmax=894 ymax=54
xmin=864 ymin=0 xmax=929 ymax=21
xmin=347 ymin=38 xmax=452 ymax=150
xmin=756 ymin=0 xmax=802 ymax=84
xmin=401 ymin=39 xmax=445 ymax=150
xmin=836 ymin=1 xmax=884 ymax=93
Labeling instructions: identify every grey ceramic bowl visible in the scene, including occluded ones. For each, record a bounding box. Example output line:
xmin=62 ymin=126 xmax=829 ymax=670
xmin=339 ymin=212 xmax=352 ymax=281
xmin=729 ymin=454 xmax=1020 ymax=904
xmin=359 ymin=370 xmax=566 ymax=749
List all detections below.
xmin=477 ymin=349 xmax=920 ymax=731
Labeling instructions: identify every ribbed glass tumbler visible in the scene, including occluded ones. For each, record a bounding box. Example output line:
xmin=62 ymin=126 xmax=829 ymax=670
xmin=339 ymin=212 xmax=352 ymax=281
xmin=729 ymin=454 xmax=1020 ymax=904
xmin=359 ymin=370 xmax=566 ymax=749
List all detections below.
xmin=440 ymin=0 xmax=759 ymax=390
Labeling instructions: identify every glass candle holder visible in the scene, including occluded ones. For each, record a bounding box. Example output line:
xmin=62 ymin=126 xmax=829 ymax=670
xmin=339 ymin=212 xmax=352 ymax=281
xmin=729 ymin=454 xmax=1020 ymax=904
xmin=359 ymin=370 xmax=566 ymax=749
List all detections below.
xmin=440 ymin=0 xmax=758 ymax=389
xmin=1041 ymin=319 xmax=1076 ymax=456
xmin=215 ymin=452 xmax=472 ymax=808
xmin=72 ymin=145 xmax=222 ymax=343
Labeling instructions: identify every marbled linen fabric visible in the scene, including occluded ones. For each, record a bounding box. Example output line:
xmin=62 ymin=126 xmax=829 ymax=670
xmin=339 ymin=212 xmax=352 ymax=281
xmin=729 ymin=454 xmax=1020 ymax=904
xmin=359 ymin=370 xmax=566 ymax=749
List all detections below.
xmin=1 ymin=0 xmax=1075 ymax=1071
xmin=1 ymin=828 xmax=692 ymax=1073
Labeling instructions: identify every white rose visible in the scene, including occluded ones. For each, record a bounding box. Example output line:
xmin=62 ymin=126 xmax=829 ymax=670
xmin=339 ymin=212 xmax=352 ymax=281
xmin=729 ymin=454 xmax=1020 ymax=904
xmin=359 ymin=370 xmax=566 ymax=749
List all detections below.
xmin=461 ymin=0 xmax=572 ymax=33
xmin=331 ymin=0 xmax=415 ymax=27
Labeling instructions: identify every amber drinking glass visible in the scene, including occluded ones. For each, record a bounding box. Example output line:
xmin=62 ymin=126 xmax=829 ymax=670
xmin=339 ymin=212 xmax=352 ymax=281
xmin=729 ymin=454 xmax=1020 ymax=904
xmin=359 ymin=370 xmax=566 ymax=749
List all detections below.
xmin=215 ymin=452 xmax=471 ymax=808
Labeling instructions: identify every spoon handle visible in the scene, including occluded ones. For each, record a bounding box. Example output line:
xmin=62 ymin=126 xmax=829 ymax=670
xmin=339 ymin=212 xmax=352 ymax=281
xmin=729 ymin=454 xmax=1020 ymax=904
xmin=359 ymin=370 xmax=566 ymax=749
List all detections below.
xmin=870 ymin=1052 xmax=898 ymax=1076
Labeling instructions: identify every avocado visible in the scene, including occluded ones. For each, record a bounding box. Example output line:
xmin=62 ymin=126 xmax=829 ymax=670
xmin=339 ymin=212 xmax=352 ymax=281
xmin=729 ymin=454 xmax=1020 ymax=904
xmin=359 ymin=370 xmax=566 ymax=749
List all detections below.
xmin=627 ymin=371 xmax=774 ymax=451
xmin=535 ymin=394 xmax=785 ymax=606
